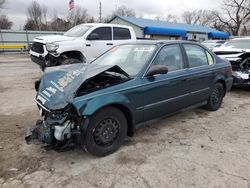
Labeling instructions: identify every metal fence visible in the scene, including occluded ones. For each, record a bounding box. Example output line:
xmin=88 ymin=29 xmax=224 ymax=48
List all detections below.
xmin=0 ymin=30 xmax=63 ymax=52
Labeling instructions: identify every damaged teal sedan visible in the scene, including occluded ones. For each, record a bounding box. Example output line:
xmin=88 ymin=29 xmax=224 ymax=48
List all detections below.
xmin=25 ymin=41 xmax=233 ymax=156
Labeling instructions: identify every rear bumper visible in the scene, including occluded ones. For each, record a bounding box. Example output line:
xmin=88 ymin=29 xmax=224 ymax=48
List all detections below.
xmin=225 ymin=77 xmax=234 ymax=91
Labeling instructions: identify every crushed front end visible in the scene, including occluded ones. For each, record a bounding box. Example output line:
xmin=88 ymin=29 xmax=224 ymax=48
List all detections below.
xmin=214 ymin=51 xmax=250 ymax=85
xmin=25 ymin=104 xmax=83 ymax=150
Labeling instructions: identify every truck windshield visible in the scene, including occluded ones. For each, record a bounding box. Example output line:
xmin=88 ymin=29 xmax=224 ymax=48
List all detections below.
xmin=64 ymin=25 xmax=92 ymax=37
xmin=93 ymin=44 xmax=156 ymax=77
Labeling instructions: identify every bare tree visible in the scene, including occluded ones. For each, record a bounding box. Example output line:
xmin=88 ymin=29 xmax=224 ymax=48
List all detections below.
xmin=111 ymin=5 xmax=136 ymax=17
xmin=104 ymin=5 xmax=136 ymax=23
xmin=0 ymin=14 xmax=12 ymax=29
xmin=42 ymin=5 xmax=48 ymax=25
xmin=155 ymin=14 xmax=179 ymax=22
xmin=164 ymin=14 xmax=179 ymax=22
xmin=214 ymin=0 xmax=250 ymax=35
xmin=24 ymin=1 xmax=49 ymax=30
xmin=67 ymin=7 xmax=89 ymax=26
xmin=27 ymin=1 xmax=42 ymax=26
xmin=182 ymin=10 xmax=202 ymax=25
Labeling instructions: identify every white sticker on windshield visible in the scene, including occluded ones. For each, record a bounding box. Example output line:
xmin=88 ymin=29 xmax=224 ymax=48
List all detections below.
xmin=133 ymin=47 xmax=154 ymax=52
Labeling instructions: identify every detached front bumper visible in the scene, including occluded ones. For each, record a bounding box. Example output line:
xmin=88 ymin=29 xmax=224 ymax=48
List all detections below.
xmin=25 ymin=120 xmax=44 ymax=145
xmin=25 ymin=120 xmax=54 ymax=145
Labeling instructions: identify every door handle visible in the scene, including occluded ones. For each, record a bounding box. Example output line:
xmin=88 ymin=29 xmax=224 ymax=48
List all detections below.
xmin=86 ymin=44 xmax=91 ymax=47
xmin=106 ymin=43 xmax=113 ymax=46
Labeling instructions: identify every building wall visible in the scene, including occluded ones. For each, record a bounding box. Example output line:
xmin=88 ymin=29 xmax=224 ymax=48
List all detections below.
xmin=109 ymin=18 xmax=144 ymax=38
xmin=109 ymin=18 xmax=209 ymax=41
xmin=187 ymin=32 xmax=208 ymax=41
xmin=149 ymin=35 xmax=181 ymax=40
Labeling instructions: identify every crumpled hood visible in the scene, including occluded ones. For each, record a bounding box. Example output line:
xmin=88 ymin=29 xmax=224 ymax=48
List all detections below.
xmin=36 ymin=63 xmax=129 ymax=111
xmin=34 ymin=35 xmax=74 ymax=44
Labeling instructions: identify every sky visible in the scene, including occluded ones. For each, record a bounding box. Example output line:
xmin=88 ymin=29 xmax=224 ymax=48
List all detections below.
xmin=2 ymin=0 xmax=223 ymax=30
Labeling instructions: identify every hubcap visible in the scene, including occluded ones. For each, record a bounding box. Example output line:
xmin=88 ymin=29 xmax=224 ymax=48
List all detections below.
xmin=93 ymin=118 xmax=119 ymax=146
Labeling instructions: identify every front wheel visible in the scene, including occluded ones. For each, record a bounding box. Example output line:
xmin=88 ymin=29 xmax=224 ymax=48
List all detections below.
xmin=82 ymin=107 xmax=127 ymax=157
xmin=205 ymin=82 xmax=225 ymax=111
xmin=61 ymin=58 xmax=82 ymax=65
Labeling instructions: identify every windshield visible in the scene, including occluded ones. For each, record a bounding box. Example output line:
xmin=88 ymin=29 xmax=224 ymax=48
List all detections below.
xmin=93 ymin=44 xmax=156 ymax=77
xmin=64 ymin=25 xmax=92 ymax=37
xmin=223 ymin=39 xmax=250 ymax=49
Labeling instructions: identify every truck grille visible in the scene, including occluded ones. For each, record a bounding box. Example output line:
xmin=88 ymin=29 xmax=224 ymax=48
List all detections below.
xmin=31 ymin=42 xmax=44 ymax=53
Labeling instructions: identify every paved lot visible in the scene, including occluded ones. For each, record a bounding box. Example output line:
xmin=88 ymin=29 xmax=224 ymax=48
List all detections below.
xmin=0 ymin=54 xmax=250 ymax=188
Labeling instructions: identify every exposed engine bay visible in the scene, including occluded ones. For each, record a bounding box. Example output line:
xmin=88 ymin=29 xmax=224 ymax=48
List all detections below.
xmin=76 ymin=72 xmax=128 ymax=96
xmin=214 ymin=51 xmax=250 ymax=85
xmin=25 ymin=64 xmax=130 ymax=150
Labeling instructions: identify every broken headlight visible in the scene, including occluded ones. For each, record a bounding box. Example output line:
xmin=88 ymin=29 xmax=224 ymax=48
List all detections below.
xmin=46 ymin=43 xmax=59 ymax=52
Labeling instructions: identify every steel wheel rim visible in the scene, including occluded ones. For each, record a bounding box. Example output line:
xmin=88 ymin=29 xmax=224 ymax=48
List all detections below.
xmin=93 ymin=118 xmax=119 ymax=146
xmin=211 ymin=86 xmax=222 ymax=106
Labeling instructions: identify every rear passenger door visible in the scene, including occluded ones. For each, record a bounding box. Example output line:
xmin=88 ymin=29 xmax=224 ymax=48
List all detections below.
xmin=182 ymin=44 xmax=215 ymax=105
xmin=112 ymin=27 xmax=133 ymax=46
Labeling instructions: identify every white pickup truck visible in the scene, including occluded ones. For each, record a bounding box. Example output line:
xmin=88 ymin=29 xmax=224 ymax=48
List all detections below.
xmin=30 ymin=23 xmax=136 ymax=70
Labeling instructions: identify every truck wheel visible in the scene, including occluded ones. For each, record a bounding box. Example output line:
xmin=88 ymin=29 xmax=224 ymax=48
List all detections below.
xmin=205 ymin=82 xmax=225 ymax=111
xmin=61 ymin=58 xmax=82 ymax=65
xmin=82 ymin=107 xmax=127 ymax=157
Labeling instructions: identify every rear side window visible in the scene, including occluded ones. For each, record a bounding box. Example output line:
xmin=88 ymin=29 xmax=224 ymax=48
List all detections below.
xmin=113 ymin=27 xmax=131 ymax=40
xmin=89 ymin=27 xmax=112 ymax=40
xmin=206 ymin=51 xmax=214 ymax=65
xmin=184 ymin=44 xmax=209 ymax=68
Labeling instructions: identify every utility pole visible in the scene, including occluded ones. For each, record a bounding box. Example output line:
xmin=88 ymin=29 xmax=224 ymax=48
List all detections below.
xmin=99 ymin=1 xmax=102 ymax=23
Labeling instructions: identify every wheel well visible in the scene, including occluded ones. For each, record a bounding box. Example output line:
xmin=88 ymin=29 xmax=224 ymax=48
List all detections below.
xmin=217 ymin=79 xmax=226 ymax=95
xmin=97 ymin=104 xmax=135 ymax=137
xmin=61 ymin=51 xmax=86 ymax=62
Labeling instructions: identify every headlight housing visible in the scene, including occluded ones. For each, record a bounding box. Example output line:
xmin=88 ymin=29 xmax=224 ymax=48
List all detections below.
xmin=46 ymin=43 xmax=59 ymax=52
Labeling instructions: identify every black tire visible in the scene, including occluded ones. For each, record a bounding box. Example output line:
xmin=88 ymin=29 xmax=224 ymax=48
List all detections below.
xmin=82 ymin=107 xmax=127 ymax=157
xmin=61 ymin=58 xmax=82 ymax=65
xmin=205 ymin=82 xmax=225 ymax=111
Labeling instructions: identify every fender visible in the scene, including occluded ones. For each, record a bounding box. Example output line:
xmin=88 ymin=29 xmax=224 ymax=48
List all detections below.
xmin=72 ymin=93 xmax=133 ymax=117
xmin=213 ymin=73 xmax=226 ymax=84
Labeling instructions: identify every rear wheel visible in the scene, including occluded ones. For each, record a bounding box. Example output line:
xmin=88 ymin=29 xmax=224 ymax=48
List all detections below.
xmin=82 ymin=107 xmax=127 ymax=157
xmin=205 ymin=82 xmax=225 ymax=111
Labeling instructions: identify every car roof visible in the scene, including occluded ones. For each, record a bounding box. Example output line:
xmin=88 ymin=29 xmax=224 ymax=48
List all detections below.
xmin=123 ymin=40 xmax=199 ymax=46
xmin=77 ymin=23 xmax=133 ymax=29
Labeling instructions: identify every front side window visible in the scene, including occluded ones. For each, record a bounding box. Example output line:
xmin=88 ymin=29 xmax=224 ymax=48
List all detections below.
xmin=94 ymin=44 xmax=156 ymax=77
xmin=184 ymin=44 xmax=209 ymax=68
xmin=113 ymin=27 xmax=131 ymax=40
xmin=88 ymin=27 xmax=112 ymax=40
xmin=153 ymin=45 xmax=184 ymax=72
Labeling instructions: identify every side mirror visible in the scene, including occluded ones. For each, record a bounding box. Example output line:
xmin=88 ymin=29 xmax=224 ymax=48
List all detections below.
xmin=87 ymin=33 xmax=99 ymax=40
xmin=145 ymin=65 xmax=168 ymax=77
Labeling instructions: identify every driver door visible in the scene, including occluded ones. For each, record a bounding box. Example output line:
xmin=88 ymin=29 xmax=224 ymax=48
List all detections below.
xmin=142 ymin=44 xmax=191 ymax=121
xmin=85 ymin=27 xmax=113 ymax=62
